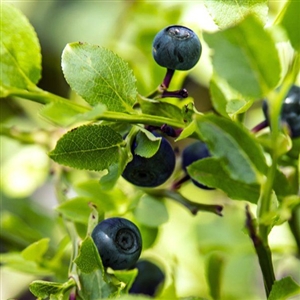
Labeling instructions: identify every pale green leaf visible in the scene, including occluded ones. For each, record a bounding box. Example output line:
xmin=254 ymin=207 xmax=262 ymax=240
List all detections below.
xmin=268 ymin=276 xmax=300 ymax=300
xmin=134 ymin=195 xmax=169 ymax=227
xmin=21 ymin=238 xmax=50 ymax=262
xmin=134 ymin=130 xmax=161 ymax=158
xmin=204 ymin=15 xmax=281 ymax=98
xmin=204 ymin=0 xmax=268 ymax=29
xmin=279 ymin=0 xmax=300 ymax=51
xmin=188 ymin=157 xmax=260 ymax=203
xmin=0 ymin=4 xmax=41 ymax=93
xmin=195 ymin=114 xmax=267 ymax=184
xmin=62 ymin=42 xmax=137 ymax=112
xmin=29 ymin=279 xmax=75 ymax=298
xmin=49 ymin=125 xmax=123 ymax=171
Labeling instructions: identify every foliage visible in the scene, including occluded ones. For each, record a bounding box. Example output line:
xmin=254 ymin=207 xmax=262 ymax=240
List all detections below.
xmin=1 ymin=1 xmax=300 ymax=300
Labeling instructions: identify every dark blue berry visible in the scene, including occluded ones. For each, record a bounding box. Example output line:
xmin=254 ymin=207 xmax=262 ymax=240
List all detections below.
xmin=263 ymin=85 xmax=300 ymax=138
xmin=122 ymin=133 xmax=175 ymax=187
xmin=91 ymin=218 xmax=142 ymax=270
xmin=129 ymin=259 xmax=165 ymax=296
xmin=152 ymin=25 xmax=202 ymax=71
xmin=182 ymin=141 xmax=214 ymax=190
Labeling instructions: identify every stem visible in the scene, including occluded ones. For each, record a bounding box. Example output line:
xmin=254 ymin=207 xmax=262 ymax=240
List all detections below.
xmin=162 ymin=68 xmax=175 ymax=89
xmin=245 ymin=206 xmax=275 ymax=297
xmin=152 ymin=189 xmax=223 ymax=216
xmin=8 ymin=86 xmax=90 ymax=113
xmin=251 ymin=119 xmax=269 ymax=133
xmin=0 ymin=126 xmax=50 ymax=147
xmin=97 ymin=111 xmax=185 ymax=128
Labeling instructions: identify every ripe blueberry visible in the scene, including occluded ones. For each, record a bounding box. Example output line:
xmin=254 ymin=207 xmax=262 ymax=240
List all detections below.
xmin=152 ymin=25 xmax=202 ymax=71
xmin=122 ymin=133 xmax=175 ymax=187
xmin=129 ymin=259 xmax=165 ymax=296
xmin=182 ymin=141 xmax=214 ymax=190
xmin=263 ymin=85 xmax=300 ymax=138
xmin=91 ymin=217 xmax=142 ymax=270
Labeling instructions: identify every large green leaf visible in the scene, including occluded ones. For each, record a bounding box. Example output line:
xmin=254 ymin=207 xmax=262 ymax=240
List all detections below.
xmin=195 ymin=114 xmax=267 ymax=185
xmin=204 ymin=0 xmax=268 ymax=29
xmin=49 ymin=125 xmax=123 ymax=171
xmin=62 ymin=42 xmax=137 ymax=112
xmin=204 ymin=14 xmax=281 ymax=99
xmin=0 ymin=4 xmax=41 ymax=96
xmin=188 ymin=158 xmax=260 ymax=203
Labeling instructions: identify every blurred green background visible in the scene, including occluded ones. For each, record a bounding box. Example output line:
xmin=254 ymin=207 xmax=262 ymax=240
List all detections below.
xmin=1 ymin=1 xmax=299 ymax=300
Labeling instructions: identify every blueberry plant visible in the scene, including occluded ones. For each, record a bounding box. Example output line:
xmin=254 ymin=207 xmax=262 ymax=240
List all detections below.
xmin=1 ymin=1 xmax=300 ymax=300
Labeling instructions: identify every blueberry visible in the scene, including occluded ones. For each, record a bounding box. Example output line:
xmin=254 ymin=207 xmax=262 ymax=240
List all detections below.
xmin=263 ymin=85 xmax=300 ymax=138
xmin=182 ymin=141 xmax=214 ymax=190
xmin=152 ymin=25 xmax=202 ymax=71
xmin=122 ymin=133 xmax=175 ymax=187
xmin=129 ymin=259 xmax=165 ymax=296
xmin=91 ymin=217 xmax=142 ymax=270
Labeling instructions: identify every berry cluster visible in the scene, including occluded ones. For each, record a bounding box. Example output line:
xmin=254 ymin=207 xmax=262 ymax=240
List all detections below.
xmin=91 ymin=25 xmax=212 ymax=295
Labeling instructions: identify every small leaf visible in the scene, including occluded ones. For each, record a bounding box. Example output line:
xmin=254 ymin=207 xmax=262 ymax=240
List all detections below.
xmin=204 ymin=0 xmax=268 ymax=29
xmin=0 ymin=4 xmax=41 ymax=93
xmin=29 ymin=279 xmax=75 ymax=298
xmin=188 ymin=158 xmax=260 ymax=203
xmin=56 ymin=197 xmax=98 ymax=224
xmin=279 ymin=0 xmax=300 ymax=51
xmin=210 ymin=74 xmax=253 ymax=117
xmin=204 ymin=14 xmax=281 ymax=98
xmin=74 ymin=237 xmax=119 ymax=298
xmin=21 ymin=238 xmax=50 ymax=262
xmin=75 ymin=236 xmax=104 ymax=274
xmin=134 ymin=195 xmax=169 ymax=227
xmin=268 ymin=276 xmax=300 ymax=300
xmin=134 ymin=130 xmax=161 ymax=158
xmin=49 ymin=125 xmax=123 ymax=171
xmin=62 ymin=42 xmax=137 ymax=112
xmin=196 ymin=114 xmax=267 ymax=184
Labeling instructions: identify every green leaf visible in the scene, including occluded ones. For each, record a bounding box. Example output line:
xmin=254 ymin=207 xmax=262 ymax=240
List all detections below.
xmin=75 ymin=236 xmax=104 ymax=274
xmin=268 ymin=276 xmax=300 ymax=300
xmin=108 ymin=268 xmax=138 ymax=294
xmin=21 ymin=238 xmax=50 ymax=262
xmin=204 ymin=14 xmax=281 ymax=98
xmin=134 ymin=130 xmax=161 ymax=158
xmin=40 ymin=102 xmax=106 ymax=127
xmin=49 ymin=125 xmax=123 ymax=171
xmin=210 ymin=75 xmax=253 ymax=117
xmin=206 ymin=253 xmax=225 ymax=300
xmin=29 ymin=278 xmax=75 ymax=298
xmin=56 ymin=197 xmax=98 ymax=225
xmin=75 ymin=179 xmax=129 ymax=211
xmin=188 ymin=158 xmax=260 ymax=203
xmin=195 ymin=114 xmax=267 ymax=184
xmin=0 ymin=4 xmax=41 ymax=96
xmin=279 ymin=0 xmax=300 ymax=51
xmin=138 ymin=96 xmax=184 ymax=122
xmin=62 ymin=42 xmax=137 ymax=112
xmin=134 ymin=195 xmax=169 ymax=227
xmin=75 ymin=237 xmax=119 ymax=299
xmin=204 ymin=0 xmax=268 ymax=29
